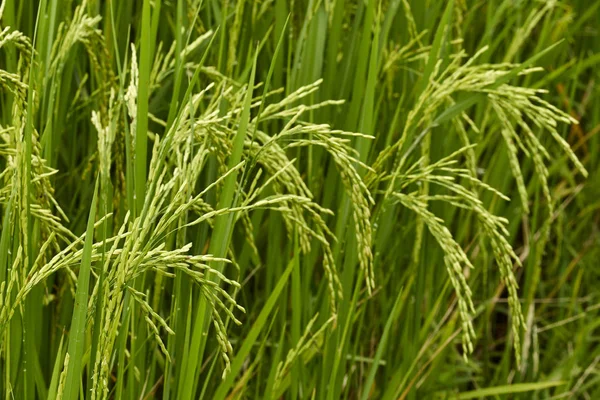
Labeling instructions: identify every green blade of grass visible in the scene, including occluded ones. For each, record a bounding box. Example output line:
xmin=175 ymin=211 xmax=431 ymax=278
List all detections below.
xmin=62 ymin=176 xmax=99 ymax=400
xmin=135 ymin=0 xmax=152 ymax=216
xmin=178 ymin=46 xmax=258 ymax=400
xmin=213 ymin=260 xmax=294 ymax=400
xmin=456 ymin=381 xmax=566 ymax=399
xmin=47 ymin=334 xmax=66 ymax=400
xmin=359 ymin=287 xmax=404 ymax=400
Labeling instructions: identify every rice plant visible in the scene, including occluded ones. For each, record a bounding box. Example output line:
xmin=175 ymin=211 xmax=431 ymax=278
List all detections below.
xmin=1 ymin=0 xmax=599 ymax=399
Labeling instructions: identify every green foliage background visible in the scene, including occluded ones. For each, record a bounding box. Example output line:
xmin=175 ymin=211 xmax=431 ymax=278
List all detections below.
xmin=0 ymin=0 xmax=599 ymax=398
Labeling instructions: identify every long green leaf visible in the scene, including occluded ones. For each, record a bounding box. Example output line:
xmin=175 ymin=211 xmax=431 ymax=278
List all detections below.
xmin=178 ymin=46 xmax=258 ymax=400
xmin=62 ymin=176 xmax=99 ymax=400
xmin=456 ymin=381 xmax=566 ymax=399
xmin=213 ymin=261 xmax=294 ymax=400
xmin=359 ymin=287 xmax=404 ymax=400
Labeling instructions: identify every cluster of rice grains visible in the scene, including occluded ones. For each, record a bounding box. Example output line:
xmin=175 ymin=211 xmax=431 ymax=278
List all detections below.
xmin=0 ymin=0 xmax=588 ymax=398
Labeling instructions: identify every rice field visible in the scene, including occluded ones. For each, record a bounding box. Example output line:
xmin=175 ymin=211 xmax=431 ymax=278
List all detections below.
xmin=0 ymin=0 xmax=599 ymax=398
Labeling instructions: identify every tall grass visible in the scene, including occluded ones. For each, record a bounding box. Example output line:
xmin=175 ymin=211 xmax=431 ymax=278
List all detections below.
xmin=1 ymin=0 xmax=599 ymax=398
